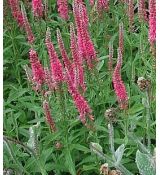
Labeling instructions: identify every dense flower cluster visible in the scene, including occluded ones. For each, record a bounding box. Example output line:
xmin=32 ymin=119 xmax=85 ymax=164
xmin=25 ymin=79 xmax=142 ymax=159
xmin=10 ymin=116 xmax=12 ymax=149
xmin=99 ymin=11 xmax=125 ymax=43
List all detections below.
xmin=73 ymin=0 xmax=97 ymax=68
xmin=112 ymin=49 xmax=128 ymax=110
xmin=97 ymin=0 xmax=109 ymax=12
xmin=8 ymin=0 xmax=24 ymax=27
xmin=138 ymin=0 xmax=147 ymax=22
xmin=57 ymin=0 xmax=69 ymax=20
xmin=32 ymin=0 xmax=43 ymax=17
xmin=128 ymin=0 xmax=134 ymax=31
xmin=89 ymin=0 xmax=95 ymax=6
xmin=70 ymin=23 xmax=86 ymax=92
xmin=149 ymin=0 xmax=156 ymax=44
xmin=45 ymin=28 xmax=64 ymax=85
xmin=43 ymin=100 xmax=56 ymax=132
xmin=29 ymin=49 xmax=45 ymax=90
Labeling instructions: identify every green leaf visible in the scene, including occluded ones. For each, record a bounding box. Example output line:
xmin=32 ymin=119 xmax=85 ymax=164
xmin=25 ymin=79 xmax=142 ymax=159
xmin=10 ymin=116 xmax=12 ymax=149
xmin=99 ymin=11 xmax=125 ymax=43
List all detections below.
xmin=96 ymin=60 xmax=104 ymax=71
xmin=136 ymin=150 xmax=156 ymax=175
xmin=64 ymin=149 xmax=76 ymax=175
xmin=115 ymin=144 xmax=125 ymax=166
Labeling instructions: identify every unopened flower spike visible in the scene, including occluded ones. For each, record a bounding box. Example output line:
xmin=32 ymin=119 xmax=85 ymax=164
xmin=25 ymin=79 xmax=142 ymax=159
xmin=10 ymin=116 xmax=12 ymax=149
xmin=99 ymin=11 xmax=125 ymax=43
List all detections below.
xmin=43 ymin=100 xmax=56 ymax=132
xmin=138 ymin=0 xmax=147 ymax=22
xmin=119 ymin=22 xmax=124 ymax=55
xmin=108 ymin=42 xmax=113 ymax=72
xmin=21 ymin=2 xmax=35 ymax=44
xmin=128 ymin=0 xmax=134 ymax=31
xmin=70 ymin=23 xmax=86 ymax=92
xmin=57 ymin=28 xmax=72 ymax=70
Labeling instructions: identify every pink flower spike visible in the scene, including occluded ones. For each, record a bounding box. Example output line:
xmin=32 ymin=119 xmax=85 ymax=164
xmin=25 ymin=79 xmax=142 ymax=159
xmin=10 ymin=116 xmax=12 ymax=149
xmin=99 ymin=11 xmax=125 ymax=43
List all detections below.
xmin=57 ymin=28 xmax=72 ymax=70
xmin=112 ymin=48 xmax=128 ymax=110
xmin=57 ymin=0 xmax=69 ymax=20
xmin=89 ymin=0 xmax=95 ymax=6
xmin=128 ymin=0 xmax=134 ymax=31
xmin=138 ymin=0 xmax=147 ymax=22
xmin=8 ymin=0 xmax=24 ymax=27
xmin=43 ymin=100 xmax=56 ymax=132
xmin=29 ymin=49 xmax=45 ymax=91
xmin=73 ymin=1 xmax=97 ymax=68
xmin=97 ymin=0 xmax=109 ymax=12
xmin=70 ymin=23 xmax=86 ymax=92
xmin=44 ymin=67 xmax=56 ymax=91
xmin=148 ymin=0 xmax=156 ymax=44
xmin=45 ymin=28 xmax=64 ymax=84
xmin=32 ymin=0 xmax=43 ymax=18
xmin=21 ymin=3 xmax=35 ymax=44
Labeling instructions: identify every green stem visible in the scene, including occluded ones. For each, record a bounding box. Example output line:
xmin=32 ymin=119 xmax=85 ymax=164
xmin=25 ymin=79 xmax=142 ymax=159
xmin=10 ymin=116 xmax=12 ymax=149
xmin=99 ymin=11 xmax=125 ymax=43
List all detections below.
xmin=145 ymin=91 xmax=151 ymax=152
xmin=108 ymin=122 xmax=115 ymax=159
xmin=57 ymin=83 xmax=67 ymax=121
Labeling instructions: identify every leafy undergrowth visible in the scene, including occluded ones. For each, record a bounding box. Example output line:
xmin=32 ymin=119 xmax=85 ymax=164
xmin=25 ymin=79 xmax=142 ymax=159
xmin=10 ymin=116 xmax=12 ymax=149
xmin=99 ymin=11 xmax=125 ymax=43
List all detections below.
xmin=3 ymin=0 xmax=156 ymax=175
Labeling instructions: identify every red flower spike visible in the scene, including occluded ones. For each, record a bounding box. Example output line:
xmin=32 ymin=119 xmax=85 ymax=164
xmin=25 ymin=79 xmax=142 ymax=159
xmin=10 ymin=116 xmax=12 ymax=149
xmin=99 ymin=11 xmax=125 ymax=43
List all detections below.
xmin=70 ymin=23 xmax=86 ymax=92
xmin=8 ymin=0 xmax=24 ymax=27
xmin=21 ymin=4 xmax=35 ymax=44
xmin=112 ymin=49 xmax=128 ymax=110
xmin=32 ymin=0 xmax=43 ymax=18
xmin=57 ymin=0 xmax=69 ymax=20
xmin=97 ymin=0 xmax=109 ymax=12
xmin=57 ymin=29 xmax=72 ymax=70
xmin=148 ymin=0 xmax=156 ymax=44
xmin=29 ymin=49 xmax=45 ymax=91
xmin=45 ymin=28 xmax=64 ymax=85
xmin=43 ymin=100 xmax=56 ymax=132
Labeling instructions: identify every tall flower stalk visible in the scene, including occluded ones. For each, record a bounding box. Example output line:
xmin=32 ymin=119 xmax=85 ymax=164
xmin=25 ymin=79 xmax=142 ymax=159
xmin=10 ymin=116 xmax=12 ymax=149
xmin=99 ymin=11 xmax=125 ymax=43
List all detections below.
xmin=32 ymin=0 xmax=43 ymax=18
xmin=97 ymin=0 xmax=109 ymax=12
xmin=70 ymin=23 xmax=86 ymax=92
xmin=112 ymin=49 xmax=128 ymax=110
xmin=73 ymin=0 xmax=97 ymax=69
xmin=29 ymin=49 xmax=45 ymax=91
xmin=57 ymin=0 xmax=69 ymax=20
xmin=128 ymin=0 xmax=134 ymax=31
xmin=148 ymin=0 xmax=156 ymax=45
xmin=137 ymin=0 xmax=147 ymax=22
xmin=21 ymin=3 xmax=35 ymax=44
xmin=43 ymin=100 xmax=56 ymax=132
xmin=8 ymin=0 xmax=24 ymax=27
xmin=65 ymin=67 xmax=94 ymax=125
xmin=119 ymin=22 xmax=124 ymax=56
xmin=108 ymin=42 xmax=113 ymax=72
xmin=45 ymin=27 xmax=64 ymax=87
